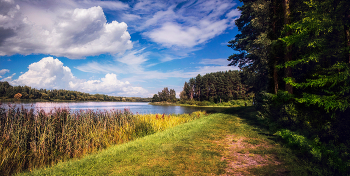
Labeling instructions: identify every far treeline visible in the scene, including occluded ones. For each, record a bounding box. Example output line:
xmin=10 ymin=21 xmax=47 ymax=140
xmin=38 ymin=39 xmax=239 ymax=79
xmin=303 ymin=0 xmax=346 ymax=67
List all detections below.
xmin=152 ymin=70 xmax=253 ymax=104
xmin=0 ymin=81 xmax=151 ymax=102
xmin=230 ymin=0 xmax=350 ymax=174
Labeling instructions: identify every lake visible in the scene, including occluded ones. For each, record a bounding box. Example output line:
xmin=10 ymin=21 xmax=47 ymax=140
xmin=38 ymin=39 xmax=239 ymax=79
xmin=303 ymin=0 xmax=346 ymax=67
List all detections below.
xmin=0 ymin=102 xmax=227 ymax=115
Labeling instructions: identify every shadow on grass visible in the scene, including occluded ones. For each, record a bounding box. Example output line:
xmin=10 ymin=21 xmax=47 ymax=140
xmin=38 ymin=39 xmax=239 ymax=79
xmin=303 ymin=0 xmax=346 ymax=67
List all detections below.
xmin=222 ymin=106 xmax=267 ymax=129
xmin=221 ymin=106 xmax=282 ymax=142
xmin=220 ymin=106 xmax=347 ymax=175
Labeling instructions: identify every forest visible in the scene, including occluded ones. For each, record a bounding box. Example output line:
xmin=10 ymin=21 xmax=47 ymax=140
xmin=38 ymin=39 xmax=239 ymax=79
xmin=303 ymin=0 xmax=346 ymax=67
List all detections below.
xmin=229 ymin=0 xmax=350 ymax=173
xmin=0 ymin=81 xmax=151 ymax=102
xmin=151 ymin=71 xmax=254 ymax=107
xmin=179 ymin=71 xmax=252 ymax=103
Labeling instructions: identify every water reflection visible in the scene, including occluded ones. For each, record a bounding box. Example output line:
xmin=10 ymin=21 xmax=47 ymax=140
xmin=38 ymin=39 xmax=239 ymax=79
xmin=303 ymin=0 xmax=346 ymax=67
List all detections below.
xmin=0 ymin=102 xmax=227 ymax=115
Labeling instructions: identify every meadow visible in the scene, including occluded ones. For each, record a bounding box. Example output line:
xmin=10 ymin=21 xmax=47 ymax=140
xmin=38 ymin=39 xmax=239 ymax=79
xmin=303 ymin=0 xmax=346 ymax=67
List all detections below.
xmin=1 ymin=104 xmax=347 ymax=175
xmin=0 ymin=104 xmax=205 ymax=175
xmin=19 ymin=106 xmax=332 ymax=175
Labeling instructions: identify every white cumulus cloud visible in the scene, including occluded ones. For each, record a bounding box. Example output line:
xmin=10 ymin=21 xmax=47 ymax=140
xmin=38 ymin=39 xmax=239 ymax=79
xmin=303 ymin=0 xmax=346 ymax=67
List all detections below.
xmin=137 ymin=0 xmax=237 ymax=48
xmin=13 ymin=57 xmax=76 ymax=89
xmin=146 ymin=20 xmax=228 ymax=48
xmin=0 ymin=2 xmax=132 ymax=58
xmin=10 ymin=57 xmax=148 ymax=97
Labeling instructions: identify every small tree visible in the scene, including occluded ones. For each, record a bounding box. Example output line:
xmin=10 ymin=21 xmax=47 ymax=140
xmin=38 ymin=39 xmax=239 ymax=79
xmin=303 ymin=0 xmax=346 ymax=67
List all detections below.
xmin=152 ymin=94 xmax=160 ymax=102
xmin=179 ymin=90 xmax=188 ymax=100
xmin=169 ymin=89 xmax=176 ymax=102
xmin=14 ymin=93 xmax=22 ymax=99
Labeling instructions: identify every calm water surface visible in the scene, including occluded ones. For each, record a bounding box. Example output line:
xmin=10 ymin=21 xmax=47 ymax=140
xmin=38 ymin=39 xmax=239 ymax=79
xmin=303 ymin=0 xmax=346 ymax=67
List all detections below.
xmin=0 ymin=102 xmax=226 ymax=115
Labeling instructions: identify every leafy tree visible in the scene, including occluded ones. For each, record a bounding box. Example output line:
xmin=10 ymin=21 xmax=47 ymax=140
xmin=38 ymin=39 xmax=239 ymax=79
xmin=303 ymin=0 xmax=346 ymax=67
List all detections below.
xmin=182 ymin=82 xmax=190 ymax=100
xmin=154 ymin=87 xmax=177 ymax=102
xmin=169 ymin=89 xmax=176 ymax=102
xmin=195 ymin=74 xmax=202 ymax=101
xmin=188 ymin=78 xmax=196 ymax=100
xmin=228 ymin=0 xmax=274 ymax=94
xmin=179 ymin=90 xmax=188 ymax=100
xmin=14 ymin=93 xmax=22 ymax=99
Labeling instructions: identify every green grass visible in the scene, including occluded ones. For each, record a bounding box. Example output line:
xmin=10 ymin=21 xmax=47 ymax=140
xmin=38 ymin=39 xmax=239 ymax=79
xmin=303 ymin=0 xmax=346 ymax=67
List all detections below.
xmin=18 ymin=106 xmax=323 ymax=176
xmin=0 ymin=105 xmax=205 ymax=175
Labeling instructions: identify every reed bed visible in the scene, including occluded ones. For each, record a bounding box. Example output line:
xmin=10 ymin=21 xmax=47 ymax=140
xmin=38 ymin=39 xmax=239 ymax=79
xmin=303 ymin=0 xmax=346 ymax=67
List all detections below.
xmin=0 ymin=105 xmax=205 ymax=175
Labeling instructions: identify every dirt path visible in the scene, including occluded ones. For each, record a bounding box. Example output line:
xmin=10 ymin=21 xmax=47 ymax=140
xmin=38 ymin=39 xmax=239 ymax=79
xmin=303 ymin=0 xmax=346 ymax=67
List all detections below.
xmin=219 ymin=135 xmax=289 ymax=175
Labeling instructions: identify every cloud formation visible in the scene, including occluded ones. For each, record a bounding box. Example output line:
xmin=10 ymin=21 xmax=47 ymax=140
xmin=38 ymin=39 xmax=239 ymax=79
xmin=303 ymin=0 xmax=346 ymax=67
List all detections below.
xmin=146 ymin=20 xmax=228 ymax=48
xmin=129 ymin=0 xmax=240 ymax=48
xmin=13 ymin=57 xmax=76 ymax=89
xmin=76 ymin=51 xmax=239 ymax=82
xmin=199 ymin=58 xmax=230 ymax=66
xmin=9 ymin=57 xmax=148 ymax=97
xmin=0 ymin=1 xmax=132 ymax=58
xmin=0 ymin=69 xmax=10 ymax=78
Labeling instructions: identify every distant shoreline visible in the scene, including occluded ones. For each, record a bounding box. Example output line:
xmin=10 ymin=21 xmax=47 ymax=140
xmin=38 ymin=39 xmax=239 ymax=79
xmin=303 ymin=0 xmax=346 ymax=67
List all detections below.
xmin=0 ymin=99 xmax=151 ymax=103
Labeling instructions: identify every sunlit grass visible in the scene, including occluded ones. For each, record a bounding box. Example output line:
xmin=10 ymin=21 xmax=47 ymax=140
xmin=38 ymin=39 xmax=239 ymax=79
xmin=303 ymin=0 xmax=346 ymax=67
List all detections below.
xmin=0 ymin=105 xmax=205 ymax=175
xmin=19 ymin=107 xmax=315 ymax=176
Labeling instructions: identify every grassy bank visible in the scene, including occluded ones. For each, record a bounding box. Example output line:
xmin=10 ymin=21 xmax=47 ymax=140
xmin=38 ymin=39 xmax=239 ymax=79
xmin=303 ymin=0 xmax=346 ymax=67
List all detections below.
xmin=18 ymin=106 xmax=328 ymax=175
xmin=0 ymin=106 xmax=205 ymax=175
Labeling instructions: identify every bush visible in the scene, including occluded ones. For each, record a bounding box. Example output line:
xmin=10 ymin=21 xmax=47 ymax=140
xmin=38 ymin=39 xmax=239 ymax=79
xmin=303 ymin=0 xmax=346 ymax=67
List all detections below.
xmin=256 ymin=91 xmax=350 ymax=174
xmin=197 ymin=101 xmax=212 ymax=106
xmin=255 ymin=91 xmax=299 ymax=128
xmin=275 ymin=129 xmax=349 ymax=174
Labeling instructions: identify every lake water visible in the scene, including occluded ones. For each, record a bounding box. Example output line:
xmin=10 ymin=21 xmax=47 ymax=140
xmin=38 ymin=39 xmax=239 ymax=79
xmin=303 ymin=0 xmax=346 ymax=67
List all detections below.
xmin=0 ymin=102 xmax=226 ymax=115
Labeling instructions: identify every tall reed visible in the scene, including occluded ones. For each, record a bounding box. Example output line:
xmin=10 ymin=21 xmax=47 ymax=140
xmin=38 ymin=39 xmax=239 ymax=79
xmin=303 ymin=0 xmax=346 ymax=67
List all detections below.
xmin=0 ymin=104 xmax=205 ymax=175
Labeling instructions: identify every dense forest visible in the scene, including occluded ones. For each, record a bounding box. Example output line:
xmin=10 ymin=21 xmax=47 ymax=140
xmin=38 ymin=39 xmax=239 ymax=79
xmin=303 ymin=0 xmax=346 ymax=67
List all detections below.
xmin=179 ymin=71 xmax=252 ymax=103
xmin=0 ymin=81 xmax=151 ymax=102
xmin=151 ymin=87 xmax=177 ymax=102
xmin=151 ymin=71 xmax=252 ymax=104
xmin=230 ymin=0 xmax=350 ymax=173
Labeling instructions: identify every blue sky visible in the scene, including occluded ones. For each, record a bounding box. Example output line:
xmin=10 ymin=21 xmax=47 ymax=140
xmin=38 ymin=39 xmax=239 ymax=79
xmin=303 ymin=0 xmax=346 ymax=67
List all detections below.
xmin=0 ymin=0 xmax=241 ymax=98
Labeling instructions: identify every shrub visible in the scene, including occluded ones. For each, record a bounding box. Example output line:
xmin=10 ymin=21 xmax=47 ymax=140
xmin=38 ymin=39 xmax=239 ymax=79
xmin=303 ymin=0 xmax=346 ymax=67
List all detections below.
xmin=275 ymin=129 xmax=349 ymax=174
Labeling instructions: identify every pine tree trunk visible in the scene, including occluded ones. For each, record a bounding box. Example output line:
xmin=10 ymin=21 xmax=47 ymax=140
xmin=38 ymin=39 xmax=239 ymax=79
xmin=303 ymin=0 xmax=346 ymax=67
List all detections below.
xmin=345 ymin=17 xmax=350 ymax=63
xmin=283 ymin=0 xmax=293 ymax=94
xmin=198 ymin=89 xmax=200 ymax=101
xmin=272 ymin=1 xmax=278 ymax=94
xmin=273 ymin=62 xmax=279 ymax=94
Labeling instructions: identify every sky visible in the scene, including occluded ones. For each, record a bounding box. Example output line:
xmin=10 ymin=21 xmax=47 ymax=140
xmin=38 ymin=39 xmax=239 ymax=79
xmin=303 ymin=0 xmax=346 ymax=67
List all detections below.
xmin=0 ymin=0 xmax=241 ymax=98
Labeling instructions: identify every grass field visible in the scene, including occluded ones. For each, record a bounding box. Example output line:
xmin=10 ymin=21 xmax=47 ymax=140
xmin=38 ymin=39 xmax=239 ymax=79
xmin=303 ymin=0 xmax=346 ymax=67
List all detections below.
xmin=0 ymin=106 xmax=205 ymax=175
xmin=18 ymin=106 xmax=324 ymax=175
